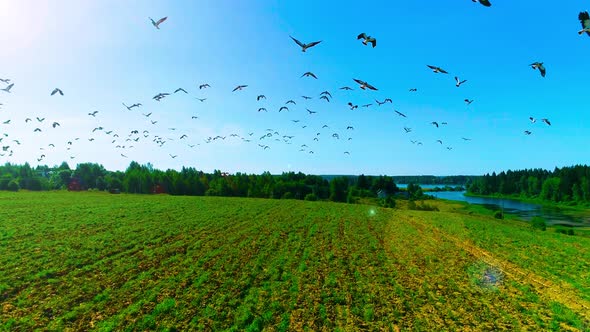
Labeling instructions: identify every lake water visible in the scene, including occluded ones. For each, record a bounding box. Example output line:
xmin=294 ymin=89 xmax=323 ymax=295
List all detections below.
xmin=429 ymin=191 xmax=590 ymax=227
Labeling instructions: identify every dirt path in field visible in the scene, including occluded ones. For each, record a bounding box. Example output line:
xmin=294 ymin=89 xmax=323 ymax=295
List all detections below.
xmin=407 ymin=218 xmax=590 ymax=323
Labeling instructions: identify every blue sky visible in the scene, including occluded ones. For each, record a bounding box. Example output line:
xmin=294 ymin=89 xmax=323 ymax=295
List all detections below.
xmin=0 ymin=0 xmax=589 ymax=175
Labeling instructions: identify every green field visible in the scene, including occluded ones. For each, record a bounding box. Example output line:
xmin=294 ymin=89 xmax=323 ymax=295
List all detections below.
xmin=1 ymin=192 xmax=589 ymax=331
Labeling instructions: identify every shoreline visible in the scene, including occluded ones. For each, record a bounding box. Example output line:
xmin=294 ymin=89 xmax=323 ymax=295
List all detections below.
xmin=463 ymin=192 xmax=590 ymax=212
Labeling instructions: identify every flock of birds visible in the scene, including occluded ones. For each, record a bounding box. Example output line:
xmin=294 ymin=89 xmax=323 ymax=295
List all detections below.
xmin=1 ymin=3 xmax=589 ymax=166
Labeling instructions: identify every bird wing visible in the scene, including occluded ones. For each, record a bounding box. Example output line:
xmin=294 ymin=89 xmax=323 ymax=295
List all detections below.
xmin=156 ymin=17 xmax=168 ymax=26
xmin=353 ymin=78 xmax=365 ymax=86
xmin=580 ymin=12 xmax=590 ymax=33
xmin=427 ymin=65 xmax=437 ymax=70
xmin=479 ymin=0 xmax=492 ymax=6
xmin=368 ymin=38 xmax=376 ymax=47
xmin=357 ymin=32 xmax=367 ymax=40
xmin=51 ymin=88 xmax=58 ymax=95
xmin=439 ymin=68 xmax=448 ymax=74
xmin=306 ymin=40 xmax=322 ymax=48
xmin=365 ymin=82 xmax=378 ymax=90
xmin=290 ymin=36 xmax=305 ymax=48
xmin=539 ymin=65 xmax=546 ymax=77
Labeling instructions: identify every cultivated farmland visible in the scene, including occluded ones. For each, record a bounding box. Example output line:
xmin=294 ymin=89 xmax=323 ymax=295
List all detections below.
xmin=0 ymin=192 xmax=589 ymax=331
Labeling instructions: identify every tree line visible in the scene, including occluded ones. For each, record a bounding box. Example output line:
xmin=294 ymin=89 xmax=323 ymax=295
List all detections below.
xmin=0 ymin=161 xmax=432 ymax=204
xmin=467 ymin=165 xmax=590 ymax=204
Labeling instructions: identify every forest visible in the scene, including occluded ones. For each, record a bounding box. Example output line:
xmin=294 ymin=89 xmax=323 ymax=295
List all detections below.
xmin=0 ymin=161 xmax=430 ymax=204
xmin=467 ymin=165 xmax=590 ymax=204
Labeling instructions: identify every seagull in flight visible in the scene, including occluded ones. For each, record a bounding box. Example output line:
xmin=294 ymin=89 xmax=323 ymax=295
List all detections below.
xmin=427 ymin=65 xmax=448 ymax=74
xmin=52 ymin=122 xmax=60 ymax=128
xmin=357 ymin=33 xmax=377 ymax=48
xmin=301 ymin=72 xmax=318 ymax=79
xmin=320 ymin=91 xmax=332 ymax=98
xmin=149 ymin=16 xmax=168 ymax=29
xmin=529 ymin=117 xmax=536 ymax=123
xmin=51 ymin=88 xmax=64 ymax=96
xmin=36 ymin=117 xmax=45 ymax=122
xmin=199 ymin=83 xmax=210 ymax=89
xmin=530 ymin=62 xmax=546 ymax=77
xmin=174 ymin=88 xmax=188 ymax=94
xmin=258 ymin=108 xmax=267 ymax=112
xmin=196 ymin=98 xmax=207 ymax=102
xmin=462 ymin=137 xmax=472 ymax=141
xmin=395 ymin=110 xmax=407 ymax=117
xmin=290 ymin=36 xmax=322 ymax=52
xmin=257 ymin=95 xmax=266 ymax=101
xmin=353 ymin=78 xmax=378 ymax=90
xmin=0 ymin=78 xmax=10 ymax=84
xmin=524 ymin=130 xmax=532 ymax=135
xmin=285 ymin=100 xmax=296 ymax=105
xmin=464 ymin=99 xmax=474 ymax=105
xmin=455 ymin=77 xmax=467 ymax=87
xmin=541 ymin=118 xmax=551 ymax=126
xmin=319 ymin=95 xmax=330 ymax=102
xmin=88 ymin=111 xmax=99 ymax=117
xmin=232 ymin=85 xmax=248 ymax=92
xmin=347 ymin=102 xmax=358 ymax=110
xmin=340 ymin=86 xmax=353 ymax=91
xmin=431 ymin=121 xmax=439 ymax=128
xmin=1 ymin=83 xmax=14 ymax=93
xmin=409 ymin=88 xmax=417 ymax=92
xmin=307 ymin=109 xmax=316 ymax=114
xmin=302 ymin=95 xmax=312 ymax=100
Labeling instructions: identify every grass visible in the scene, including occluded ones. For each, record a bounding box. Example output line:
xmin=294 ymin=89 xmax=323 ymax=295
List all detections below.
xmin=0 ymin=191 xmax=589 ymax=331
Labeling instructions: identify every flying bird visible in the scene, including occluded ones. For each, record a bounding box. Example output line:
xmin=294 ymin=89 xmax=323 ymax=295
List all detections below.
xmin=52 ymin=122 xmax=60 ymax=128
xmin=541 ymin=118 xmax=551 ymax=126
xmin=524 ymin=130 xmax=532 ymax=135
xmin=301 ymin=95 xmax=312 ymax=100
xmin=51 ymin=88 xmax=64 ymax=96
xmin=290 ymin=36 xmax=322 ymax=52
xmin=149 ymin=16 xmax=168 ymax=29
xmin=353 ymin=78 xmax=378 ymax=90
xmin=36 ymin=117 xmax=45 ymax=122
xmin=196 ymin=98 xmax=207 ymax=102
xmin=320 ymin=91 xmax=332 ymax=98
xmin=1 ymin=83 xmax=14 ymax=93
xmin=347 ymin=102 xmax=358 ymax=110
xmin=464 ymin=99 xmax=474 ymax=105
xmin=301 ymin=72 xmax=318 ymax=79
xmin=530 ymin=62 xmax=546 ymax=77
xmin=436 ymin=140 xmax=443 ymax=144
xmin=174 ymin=88 xmax=188 ymax=94
xmin=455 ymin=77 xmax=467 ymax=87
xmin=529 ymin=117 xmax=536 ymax=123
xmin=340 ymin=86 xmax=353 ymax=91
xmin=88 ymin=111 xmax=99 ymax=117
xmin=307 ymin=109 xmax=316 ymax=114
xmin=579 ymin=12 xmax=590 ymax=36
xmin=319 ymin=95 xmax=330 ymax=102
xmin=232 ymin=85 xmax=248 ymax=92
xmin=362 ymin=104 xmax=372 ymax=108
xmin=199 ymin=84 xmax=210 ymax=89
xmin=279 ymin=106 xmax=289 ymax=112
xmin=431 ymin=121 xmax=439 ymax=128
xmin=0 ymin=78 xmax=10 ymax=84
xmin=258 ymin=107 xmax=267 ymax=112
xmin=395 ymin=110 xmax=407 ymax=117
xmin=427 ymin=65 xmax=448 ymax=74
xmin=409 ymin=88 xmax=417 ymax=92
xmin=257 ymin=95 xmax=266 ymax=101
xmin=472 ymin=0 xmax=491 ymax=7
xmin=286 ymin=100 xmax=296 ymax=105
xmin=357 ymin=33 xmax=377 ymax=48
xmin=462 ymin=137 xmax=472 ymax=141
